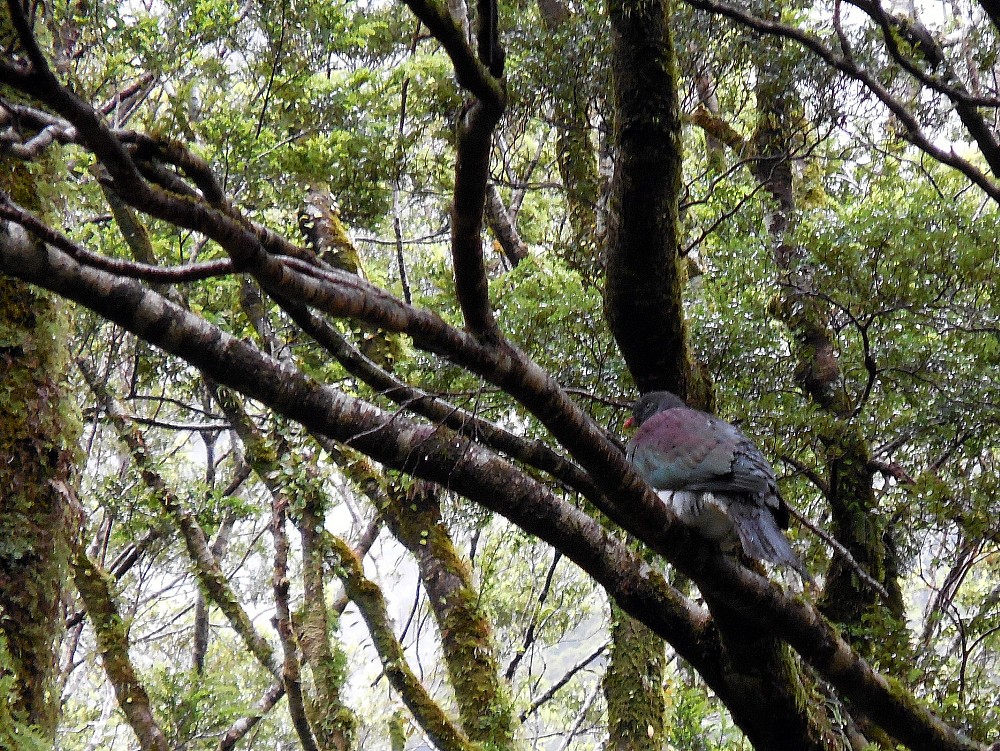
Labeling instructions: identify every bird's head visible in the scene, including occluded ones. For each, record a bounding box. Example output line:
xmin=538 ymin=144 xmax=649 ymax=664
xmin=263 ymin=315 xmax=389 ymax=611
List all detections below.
xmin=624 ymin=390 xmax=686 ymax=429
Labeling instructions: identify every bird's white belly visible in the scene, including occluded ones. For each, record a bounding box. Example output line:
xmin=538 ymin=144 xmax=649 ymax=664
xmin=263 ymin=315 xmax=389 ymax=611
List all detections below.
xmin=656 ymin=490 xmax=739 ymax=550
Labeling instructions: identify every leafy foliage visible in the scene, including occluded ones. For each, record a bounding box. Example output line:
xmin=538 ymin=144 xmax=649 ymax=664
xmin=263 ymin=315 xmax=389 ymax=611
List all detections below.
xmin=4 ymin=0 xmax=1000 ymax=748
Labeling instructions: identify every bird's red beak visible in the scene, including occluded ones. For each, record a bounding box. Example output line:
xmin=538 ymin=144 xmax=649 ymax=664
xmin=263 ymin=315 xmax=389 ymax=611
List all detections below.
xmin=623 ymin=416 xmax=635 ymax=429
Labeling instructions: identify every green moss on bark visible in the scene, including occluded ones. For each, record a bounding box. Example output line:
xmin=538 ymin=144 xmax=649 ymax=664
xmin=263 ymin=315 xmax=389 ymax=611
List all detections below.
xmin=603 ymin=604 xmax=667 ymax=751
xmin=380 ymin=483 xmax=515 ymax=749
xmin=0 ymin=163 xmax=79 ymax=741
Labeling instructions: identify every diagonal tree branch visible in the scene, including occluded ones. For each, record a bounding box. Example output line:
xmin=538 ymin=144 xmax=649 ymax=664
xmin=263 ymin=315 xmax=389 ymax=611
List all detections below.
xmin=327 ymin=534 xmax=479 ymax=751
xmin=66 ymin=515 xmax=170 ymax=751
xmin=0 ymin=223 xmax=986 ymax=751
xmin=277 ymin=297 xmax=609 ymax=502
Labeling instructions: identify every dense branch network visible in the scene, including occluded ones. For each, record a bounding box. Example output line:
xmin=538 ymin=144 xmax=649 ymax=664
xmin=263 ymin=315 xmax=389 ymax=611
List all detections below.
xmin=0 ymin=1 xmax=993 ymax=749
xmin=0 ymin=214 xmax=985 ymax=751
xmin=682 ymin=0 xmax=1000 ymax=204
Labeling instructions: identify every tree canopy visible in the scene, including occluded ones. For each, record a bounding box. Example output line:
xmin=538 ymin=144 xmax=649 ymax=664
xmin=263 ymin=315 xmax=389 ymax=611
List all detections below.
xmin=2 ymin=0 xmax=1000 ymax=749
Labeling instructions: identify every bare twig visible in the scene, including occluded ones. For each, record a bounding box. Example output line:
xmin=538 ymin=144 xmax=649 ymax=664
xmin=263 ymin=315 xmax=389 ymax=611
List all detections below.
xmin=518 ymin=642 xmax=607 ymax=722
xmin=786 ymin=506 xmax=890 ymax=602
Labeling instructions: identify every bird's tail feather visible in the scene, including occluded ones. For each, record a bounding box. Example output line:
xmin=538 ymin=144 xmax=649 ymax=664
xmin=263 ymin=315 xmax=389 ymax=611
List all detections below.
xmin=729 ymin=503 xmax=811 ymax=581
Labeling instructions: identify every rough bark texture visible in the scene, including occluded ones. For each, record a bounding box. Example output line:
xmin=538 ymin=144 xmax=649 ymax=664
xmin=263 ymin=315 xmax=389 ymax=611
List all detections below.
xmin=603 ymin=0 xmax=689 ymax=395
xmin=380 ymin=481 xmax=516 ymax=748
xmin=599 ymin=2 xmax=855 ymax=748
xmin=602 ymin=603 xmax=667 ymax=751
xmin=0 ymin=163 xmax=76 ymax=741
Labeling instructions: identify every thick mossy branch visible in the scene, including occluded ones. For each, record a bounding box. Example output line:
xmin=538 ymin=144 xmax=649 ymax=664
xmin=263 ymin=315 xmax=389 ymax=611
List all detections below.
xmin=380 ymin=483 xmax=515 ymax=746
xmin=70 ymin=545 xmax=169 ymax=751
xmin=298 ymin=496 xmax=355 ymax=751
xmin=327 ymin=536 xmax=481 ymax=751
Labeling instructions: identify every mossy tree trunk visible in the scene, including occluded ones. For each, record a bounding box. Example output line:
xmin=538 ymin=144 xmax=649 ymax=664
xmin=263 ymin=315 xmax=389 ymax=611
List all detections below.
xmin=602 ymin=604 xmax=666 ymax=751
xmin=0 ymin=163 xmax=79 ymax=743
xmin=603 ymin=0 xmax=690 ymax=398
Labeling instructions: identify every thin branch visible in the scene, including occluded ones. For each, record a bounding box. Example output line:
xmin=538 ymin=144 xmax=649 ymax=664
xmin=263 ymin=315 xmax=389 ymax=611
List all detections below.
xmin=6 ymin=0 xmax=53 ymax=75
xmin=786 ymin=506 xmax=890 ymax=601
xmin=77 ymin=357 xmax=282 ymax=680
xmin=484 ymin=183 xmax=529 ymax=266
xmin=518 ymin=642 xmax=607 ymax=723
xmin=216 ymin=680 xmax=285 ymax=751
xmin=843 ymin=0 xmax=1000 ymax=173
xmin=391 ymin=22 xmax=421 ymax=305
xmin=849 ymin=0 xmax=999 ymax=109
xmin=505 ymin=550 xmax=562 ymax=680
xmin=270 ymin=488 xmax=320 ymax=751
xmin=0 ymin=194 xmax=234 ymax=281
xmin=552 ymin=677 xmax=601 ymax=751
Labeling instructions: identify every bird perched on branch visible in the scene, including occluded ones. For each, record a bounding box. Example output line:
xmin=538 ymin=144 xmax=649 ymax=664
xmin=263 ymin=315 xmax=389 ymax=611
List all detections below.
xmin=625 ymin=391 xmax=809 ymax=578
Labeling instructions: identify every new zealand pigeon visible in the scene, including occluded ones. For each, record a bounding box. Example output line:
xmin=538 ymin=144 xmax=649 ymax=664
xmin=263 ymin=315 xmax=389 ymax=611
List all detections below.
xmin=625 ymin=391 xmax=808 ymax=577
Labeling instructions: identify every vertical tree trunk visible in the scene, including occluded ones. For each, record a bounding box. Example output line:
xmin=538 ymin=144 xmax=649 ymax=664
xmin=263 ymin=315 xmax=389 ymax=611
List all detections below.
xmin=600 ymin=3 xmax=861 ymax=747
xmin=602 ymin=604 xmax=666 ymax=751
xmin=603 ymin=0 xmax=690 ymax=397
xmin=0 ymin=163 xmax=78 ymax=741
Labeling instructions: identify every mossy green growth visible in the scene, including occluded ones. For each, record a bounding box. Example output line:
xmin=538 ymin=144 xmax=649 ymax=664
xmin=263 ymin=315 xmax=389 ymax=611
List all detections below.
xmin=0 ymin=160 xmax=81 ymax=739
xmin=603 ymin=604 xmax=667 ymax=751
xmin=0 ymin=280 xmax=80 ymax=738
xmin=0 ymin=633 xmax=49 ymax=751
